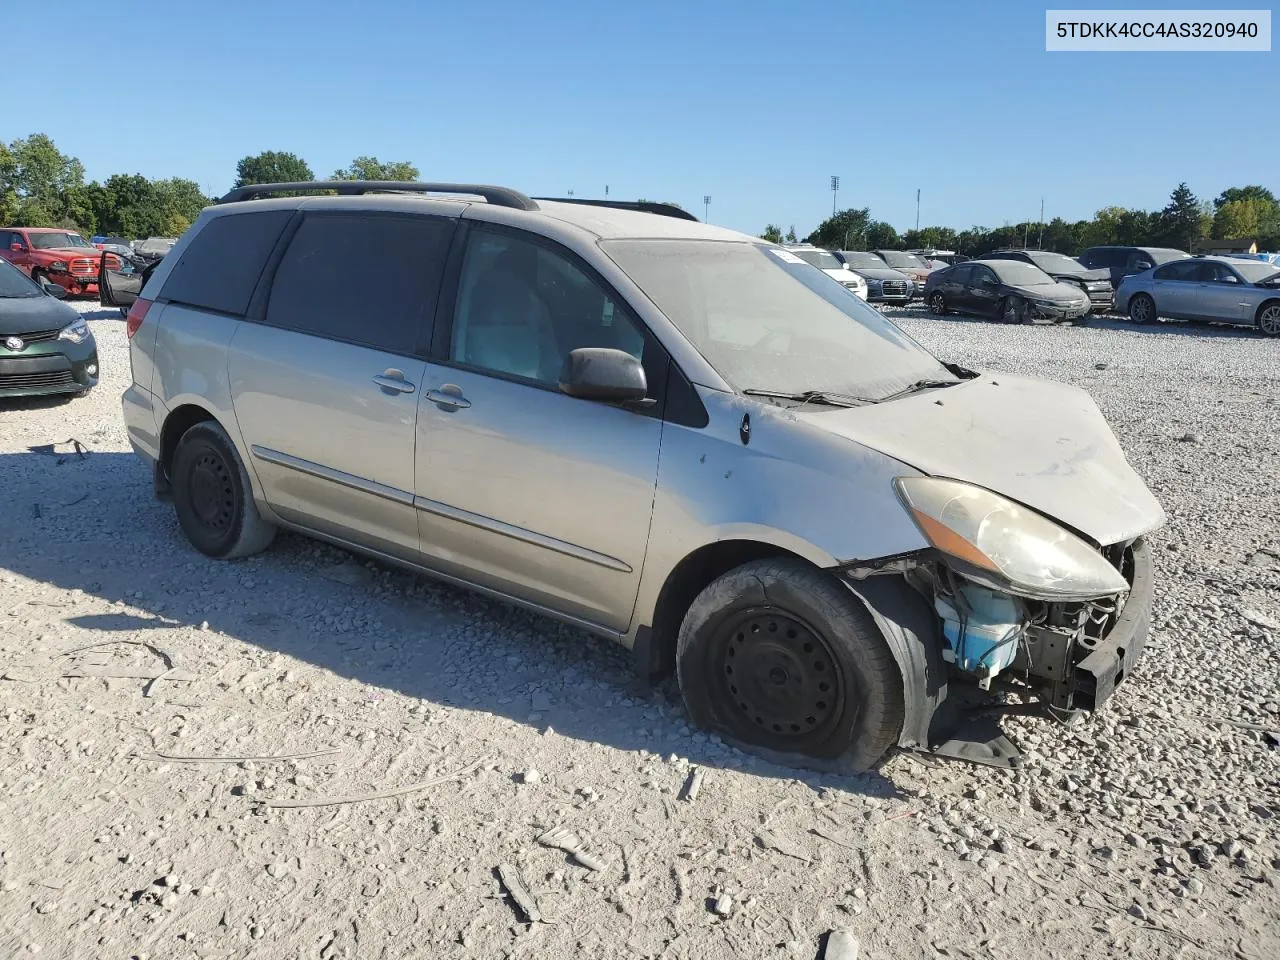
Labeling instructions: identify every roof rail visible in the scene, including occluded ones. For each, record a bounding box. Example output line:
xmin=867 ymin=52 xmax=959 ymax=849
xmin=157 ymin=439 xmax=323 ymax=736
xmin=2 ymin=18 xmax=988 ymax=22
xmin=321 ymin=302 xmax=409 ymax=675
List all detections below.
xmin=531 ymin=197 xmax=700 ymax=222
xmin=217 ymin=181 xmax=539 ymax=211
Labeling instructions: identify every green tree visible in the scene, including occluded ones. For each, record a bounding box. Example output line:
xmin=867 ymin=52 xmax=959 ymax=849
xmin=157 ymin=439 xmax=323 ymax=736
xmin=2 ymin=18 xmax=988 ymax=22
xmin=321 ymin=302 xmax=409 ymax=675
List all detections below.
xmin=330 ymin=156 xmax=420 ymax=181
xmin=863 ymin=220 xmax=899 ymax=250
xmin=760 ymin=224 xmax=784 ymax=243
xmin=1155 ymin=182 xmax=1203 ymax=251
xmin=1213 ymin=185 xmax=1277 ymax=210
xmin=2 ymin=133 xmax=87 ymax=226
xmin=804 ymin=207 xmax=871 ymax=249
xmin=233 ymin=151 xmax=314 ymax=187
xmin=785 ymin=226 xmax=797 ymax=243
xmin=1213 ymin=197 xmax=1278 ymax=239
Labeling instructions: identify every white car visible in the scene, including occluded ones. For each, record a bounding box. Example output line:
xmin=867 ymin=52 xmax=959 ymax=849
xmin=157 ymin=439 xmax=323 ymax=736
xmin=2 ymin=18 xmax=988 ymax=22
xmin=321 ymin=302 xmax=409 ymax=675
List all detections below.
xmin=783 ymin=244 xmax=868 ymax=299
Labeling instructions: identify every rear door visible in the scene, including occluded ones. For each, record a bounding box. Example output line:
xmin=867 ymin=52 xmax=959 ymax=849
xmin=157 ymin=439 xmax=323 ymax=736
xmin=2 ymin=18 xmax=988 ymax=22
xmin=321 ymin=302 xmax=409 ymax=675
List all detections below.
xmin=228 ymin=210 xmax=455 ymax=562
xmin=1148 ymin=260 xmax=1200 ymax=317
xmin=412 ymin=223 xmax=663 ymax=633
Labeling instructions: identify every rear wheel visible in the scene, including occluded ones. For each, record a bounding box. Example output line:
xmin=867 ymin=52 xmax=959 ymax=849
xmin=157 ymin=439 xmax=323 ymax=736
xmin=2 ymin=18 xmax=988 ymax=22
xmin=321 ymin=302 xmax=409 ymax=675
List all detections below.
xmin=1256 ymin=300 xmax=1280 ymax=337
xmin=1129 ymin=293 xmax=1156 ymax=325
xmin=170 ymin=420 xmax=276 ymax=559
xmin=927 ymin=292 xmax=947 ymax=315
xmin=676 ymin=558 xmax=904 ymax=772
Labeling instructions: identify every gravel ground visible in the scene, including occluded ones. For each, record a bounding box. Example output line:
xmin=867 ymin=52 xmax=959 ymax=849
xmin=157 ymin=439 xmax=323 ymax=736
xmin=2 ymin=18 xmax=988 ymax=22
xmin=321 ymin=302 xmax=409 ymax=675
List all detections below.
xmin=1 ymin=300 xmax=1277 ymax=960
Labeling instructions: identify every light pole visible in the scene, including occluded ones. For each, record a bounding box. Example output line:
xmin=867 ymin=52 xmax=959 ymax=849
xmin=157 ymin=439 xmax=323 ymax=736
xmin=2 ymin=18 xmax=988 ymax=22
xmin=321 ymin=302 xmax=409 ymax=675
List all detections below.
xmin=703 ymin=195 xmax=711 ymax=223
xmin=830 ymin=176 xmax=840 ymax=217
xmin=915 ymin=188 xmax=921 ymax=232
xmin=567 ymin=189 xmax=574 ymax=197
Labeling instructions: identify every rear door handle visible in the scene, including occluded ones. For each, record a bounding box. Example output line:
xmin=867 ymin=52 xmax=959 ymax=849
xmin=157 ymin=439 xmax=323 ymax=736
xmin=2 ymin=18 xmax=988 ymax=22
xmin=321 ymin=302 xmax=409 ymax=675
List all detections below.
xmin=372 ymin=369 xmax=416 ymax=394
xmin=425 ymin=385 xmax=471 ymax=410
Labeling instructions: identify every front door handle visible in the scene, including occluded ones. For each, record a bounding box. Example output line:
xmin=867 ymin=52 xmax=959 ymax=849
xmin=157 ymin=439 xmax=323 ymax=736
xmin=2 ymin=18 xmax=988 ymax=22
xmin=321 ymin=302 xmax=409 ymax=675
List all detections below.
xmin=373 ymin=369 xmax=416 ymax=394
xmin=425 ymin=384 xmax=471 ymax=410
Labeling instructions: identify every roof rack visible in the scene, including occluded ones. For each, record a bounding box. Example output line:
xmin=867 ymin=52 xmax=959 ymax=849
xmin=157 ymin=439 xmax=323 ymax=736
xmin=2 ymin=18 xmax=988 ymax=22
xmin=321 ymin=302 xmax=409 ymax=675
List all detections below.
xmin=531 ymin=197 xmax=700 ymax=222
xmin=217 ymin=181 xmax=539 ymax=211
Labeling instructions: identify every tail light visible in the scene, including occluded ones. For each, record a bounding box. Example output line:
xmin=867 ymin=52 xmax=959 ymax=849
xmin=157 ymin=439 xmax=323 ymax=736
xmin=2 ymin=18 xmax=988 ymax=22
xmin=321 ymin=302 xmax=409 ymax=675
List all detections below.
xmin=126 ymin=298 xmax=153 ymax=339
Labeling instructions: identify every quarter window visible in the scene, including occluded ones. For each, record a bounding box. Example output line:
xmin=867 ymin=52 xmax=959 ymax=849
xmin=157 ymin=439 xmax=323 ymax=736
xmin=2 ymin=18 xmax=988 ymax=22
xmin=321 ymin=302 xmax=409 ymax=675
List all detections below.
xmin=266 ymin=213 xmax=454 ymax=355
xmin=451 ymin=228 xmax=645 ymax=386
xmin=162 ymin=211 xmax=292 ymax=316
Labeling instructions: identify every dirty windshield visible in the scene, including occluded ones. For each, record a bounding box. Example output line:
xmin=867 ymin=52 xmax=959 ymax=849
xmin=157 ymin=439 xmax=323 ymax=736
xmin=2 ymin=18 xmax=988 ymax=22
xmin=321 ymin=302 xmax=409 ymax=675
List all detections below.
xmin=602 ymin=240 xmax=955 ymax=401
xmin=28 ymin=232 xmax=94 ymax=250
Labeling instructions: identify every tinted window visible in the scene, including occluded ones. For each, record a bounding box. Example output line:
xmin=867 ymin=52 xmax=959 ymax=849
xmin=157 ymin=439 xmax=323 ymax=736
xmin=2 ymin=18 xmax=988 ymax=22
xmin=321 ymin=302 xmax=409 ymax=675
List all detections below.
xmin=266 ymin=213 xmax=453 ymax=355
xmin=1082 ymin=248 xmax=1125 ymax=269
xmin=948 ymin=264 xmax=973 ymax=285
xmin=0 ymin=231 xmax=15 ymax=248
xmin=1153 ymin=261 xmax=1200 ymax=281
xmin=969 ymin=265 xmax=997 ymax=285
xmin=162 ymin=211 xmax=292 ymax=316
xmin=452 ymin=228 xmax=646 ymax=385
xmin=0 ymin=257 xmax=41 ymax=298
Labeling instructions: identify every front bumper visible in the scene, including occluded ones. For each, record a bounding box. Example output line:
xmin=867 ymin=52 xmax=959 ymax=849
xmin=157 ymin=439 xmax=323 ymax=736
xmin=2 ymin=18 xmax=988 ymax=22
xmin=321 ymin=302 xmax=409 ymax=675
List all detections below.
xmin=0 ymin=337 xmax=98 ymax=398
xmin=1066 ymin=538 xmax=1152 ymax=711
xmin=1029 ymin=299 xmax=1091 ymax=321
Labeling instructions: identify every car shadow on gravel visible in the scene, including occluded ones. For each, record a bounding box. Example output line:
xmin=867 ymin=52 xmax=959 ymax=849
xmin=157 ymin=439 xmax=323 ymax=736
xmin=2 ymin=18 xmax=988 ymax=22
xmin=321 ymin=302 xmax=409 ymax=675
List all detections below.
xmin=0 ymin=449 xmax=901 ymax=799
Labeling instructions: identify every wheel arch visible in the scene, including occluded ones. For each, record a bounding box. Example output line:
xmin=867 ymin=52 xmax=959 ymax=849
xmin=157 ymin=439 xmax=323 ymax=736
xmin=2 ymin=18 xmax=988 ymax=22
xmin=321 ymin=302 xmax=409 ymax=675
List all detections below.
xmin=1255 ymin=297 xmax=1280 ymax=334
xmin=158 ymin=401 xmax=222 ymax=479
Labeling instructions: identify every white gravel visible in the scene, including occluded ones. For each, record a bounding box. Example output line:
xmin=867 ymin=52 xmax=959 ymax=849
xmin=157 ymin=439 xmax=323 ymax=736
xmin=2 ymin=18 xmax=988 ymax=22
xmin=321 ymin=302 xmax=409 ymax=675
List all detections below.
xmin=0 ymin=300 xmax=1277 ymax=959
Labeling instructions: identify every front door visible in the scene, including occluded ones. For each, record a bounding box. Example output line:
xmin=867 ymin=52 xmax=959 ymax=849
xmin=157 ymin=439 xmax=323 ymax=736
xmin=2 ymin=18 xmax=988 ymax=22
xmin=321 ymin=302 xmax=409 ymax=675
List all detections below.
xmin=966 ymin=264 xmax=1003 ymax=317
xmin=414 ymin=224 xmax=662 ymax=633
xmin=1196 ymin=261 xmax=1251 ymax=322
xmin=229 ymin=210 xmax=455 ymax=562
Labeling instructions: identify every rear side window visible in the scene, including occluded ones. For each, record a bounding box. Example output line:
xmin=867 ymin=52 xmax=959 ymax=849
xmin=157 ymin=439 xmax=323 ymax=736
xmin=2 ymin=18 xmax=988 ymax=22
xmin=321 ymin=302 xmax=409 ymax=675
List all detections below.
xmin=1153 ymin=261 xmax=1199 ymax=281
xmin=160 ymin=211 xmax=291 ymax=315
xmin=1082 ymin=248 xmax=1124 ymax=269
xmin=265 ymin=213 xmax=454 ymax=355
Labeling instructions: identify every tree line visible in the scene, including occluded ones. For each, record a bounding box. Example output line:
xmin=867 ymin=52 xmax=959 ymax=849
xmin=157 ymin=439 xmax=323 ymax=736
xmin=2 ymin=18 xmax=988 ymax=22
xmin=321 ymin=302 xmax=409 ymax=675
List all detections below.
xmin=0 ymin=133 xmax=420 ymax=240
xmin=766 ymin=182 xmax=1280 ymax=256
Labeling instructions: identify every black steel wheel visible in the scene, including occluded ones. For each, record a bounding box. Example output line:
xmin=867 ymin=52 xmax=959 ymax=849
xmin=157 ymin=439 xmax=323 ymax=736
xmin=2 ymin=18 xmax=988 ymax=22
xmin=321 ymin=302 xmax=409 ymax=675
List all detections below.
xmin=170 ymin=420 xmax=276 ymax=559
xmin=677 ymin=557 xmax=904 ymax=772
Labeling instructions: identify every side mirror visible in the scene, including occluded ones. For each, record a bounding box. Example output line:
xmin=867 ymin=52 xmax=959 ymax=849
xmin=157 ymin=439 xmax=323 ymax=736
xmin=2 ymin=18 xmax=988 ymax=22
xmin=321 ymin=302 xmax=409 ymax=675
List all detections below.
xmin=42 ymin=281 xmax=67 ymax=299
xmin=1134 ymin=262 xmax=1153 ymax=271
xmin=9 ymin=242 xmax=25 ymax=253
xmin=559 ymin=347 xmax=649 ymax=404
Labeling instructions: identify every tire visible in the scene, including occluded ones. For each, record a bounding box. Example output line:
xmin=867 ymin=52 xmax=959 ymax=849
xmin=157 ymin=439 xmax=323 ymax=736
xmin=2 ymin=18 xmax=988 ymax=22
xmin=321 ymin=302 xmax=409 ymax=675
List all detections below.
xmin=1256 ymin=300 xmax=1280 ymax=337
xmin=927 ymin=292 xmax=947 ymax=316
xmin=170 ymin=420 xmax=276 ymax=559
xmin=676 ymin=558 xmax=904 ymax=773
xmin=31 ymin=268 xmax=49 ymax=288
xmin=1128 ymin=293 xmax=1156 ymax=325
xmin=1000 ymin=296 xmax=1028 ymax=325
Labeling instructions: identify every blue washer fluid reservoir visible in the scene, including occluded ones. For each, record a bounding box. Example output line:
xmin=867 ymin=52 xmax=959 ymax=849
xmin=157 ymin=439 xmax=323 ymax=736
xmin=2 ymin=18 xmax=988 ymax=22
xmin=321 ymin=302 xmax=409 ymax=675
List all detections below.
xmin=934 ymin=582 xmax=1024 ymax=687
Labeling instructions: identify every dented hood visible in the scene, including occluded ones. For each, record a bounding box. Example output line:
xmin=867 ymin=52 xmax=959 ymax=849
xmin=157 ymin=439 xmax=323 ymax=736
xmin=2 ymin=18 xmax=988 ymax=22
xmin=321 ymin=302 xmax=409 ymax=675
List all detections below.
xmin=797 ymin=374 xmax=1165 ymax=545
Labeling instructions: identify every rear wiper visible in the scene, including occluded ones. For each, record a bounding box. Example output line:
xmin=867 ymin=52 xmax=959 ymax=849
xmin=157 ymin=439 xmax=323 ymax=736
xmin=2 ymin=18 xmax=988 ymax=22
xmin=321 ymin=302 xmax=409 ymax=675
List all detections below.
xmin=742 ymin=388 xmax=871 ymax=407
xmin=876 ymin=379 xmax=960 ymax=402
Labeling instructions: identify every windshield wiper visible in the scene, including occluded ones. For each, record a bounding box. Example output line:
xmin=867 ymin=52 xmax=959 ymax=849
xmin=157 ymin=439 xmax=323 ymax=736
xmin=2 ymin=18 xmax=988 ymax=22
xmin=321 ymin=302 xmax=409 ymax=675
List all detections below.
xmin=742 ymin=388 xmax=871 ymax=407
xmin=876 ymin=379 xmax=960 ymax=402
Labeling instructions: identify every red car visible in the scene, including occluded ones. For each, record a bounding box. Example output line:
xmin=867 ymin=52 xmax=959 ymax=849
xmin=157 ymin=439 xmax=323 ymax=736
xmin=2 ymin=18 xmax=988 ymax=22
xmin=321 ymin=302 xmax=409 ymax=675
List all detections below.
xmin=0 ymin=227 xmax=122 ymax=296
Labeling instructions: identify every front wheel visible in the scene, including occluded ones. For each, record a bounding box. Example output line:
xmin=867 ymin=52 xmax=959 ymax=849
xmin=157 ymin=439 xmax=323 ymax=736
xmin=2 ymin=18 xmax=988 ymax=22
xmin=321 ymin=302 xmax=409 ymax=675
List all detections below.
xmin=676 ymin=558 xmax=904 ymax=773
xmin=1129 ymin=293 xmax=1156 ymax=325
xmin=1256 ymin=300 xmax=1280 ymax=337
xmin=1000 ymin=296 xmax=1029 ymax=324
xmin=927 ymin=292 xmax=947 ymax=315
xmin=170 ymin=420 xmax=276 ymax=559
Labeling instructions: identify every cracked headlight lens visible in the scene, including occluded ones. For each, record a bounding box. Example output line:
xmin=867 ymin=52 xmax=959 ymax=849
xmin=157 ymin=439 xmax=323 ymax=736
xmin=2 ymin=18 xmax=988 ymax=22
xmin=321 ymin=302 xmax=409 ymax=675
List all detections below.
xmin=895 ymin=476 xmax=1128 ymax=600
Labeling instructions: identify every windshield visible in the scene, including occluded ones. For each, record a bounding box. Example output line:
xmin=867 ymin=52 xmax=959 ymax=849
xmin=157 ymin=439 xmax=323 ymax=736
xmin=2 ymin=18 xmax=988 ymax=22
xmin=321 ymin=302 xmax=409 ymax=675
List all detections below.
xmin=840 ymin=251 xmax=886 ymax=268
xmin=878 ymin=251 xmax=928 ymax=270
xmin=987 ymin=260 xmax=1055 ymax=286
xmin=1028 ymin=252 xmax=1085 ymax=274
xmin=1230 ymin=261 xmax=1280 ymax=283
xmin=787 ymin=248 xmax=843 ymax=271
xmin=602 ymin=240 xmax=955 ymax=400
xmin=0 ymin=258 xmax=42 ymax=298
xmin=28 ymin=232 xmax=93 ymax=250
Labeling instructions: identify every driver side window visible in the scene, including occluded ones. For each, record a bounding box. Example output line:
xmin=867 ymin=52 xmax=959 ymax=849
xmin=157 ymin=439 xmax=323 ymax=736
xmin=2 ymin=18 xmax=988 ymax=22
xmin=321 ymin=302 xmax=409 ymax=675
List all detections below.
xmin=452 ymin=229 xmax=645 ymax=386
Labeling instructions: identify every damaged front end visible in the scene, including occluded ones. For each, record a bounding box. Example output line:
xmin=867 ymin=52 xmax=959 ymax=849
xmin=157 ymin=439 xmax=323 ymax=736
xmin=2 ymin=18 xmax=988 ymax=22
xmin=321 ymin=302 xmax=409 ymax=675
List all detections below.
xmin=843 ymin=477 xmax=1155 ymax=767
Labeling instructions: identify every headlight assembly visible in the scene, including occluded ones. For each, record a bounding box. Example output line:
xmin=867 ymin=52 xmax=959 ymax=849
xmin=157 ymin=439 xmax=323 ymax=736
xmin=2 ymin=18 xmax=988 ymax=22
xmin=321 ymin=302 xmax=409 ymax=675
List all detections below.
xmin=894 ymin=476 xmax=1129 ymax=600
xmin=58 ymin=319 xmax=91 ymax=344
xmin=49 ymin=260 xmax=69 ymax=272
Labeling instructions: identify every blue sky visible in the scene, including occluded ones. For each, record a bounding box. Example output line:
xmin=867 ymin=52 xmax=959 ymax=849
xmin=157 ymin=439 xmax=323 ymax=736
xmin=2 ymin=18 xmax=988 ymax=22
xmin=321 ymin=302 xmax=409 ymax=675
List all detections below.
xmin=4 ymin=0 xmax=1274 ymax=235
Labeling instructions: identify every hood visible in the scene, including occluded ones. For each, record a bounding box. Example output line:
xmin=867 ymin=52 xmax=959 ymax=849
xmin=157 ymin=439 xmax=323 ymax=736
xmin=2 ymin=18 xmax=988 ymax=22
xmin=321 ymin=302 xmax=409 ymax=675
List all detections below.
xmin=851 ymin=266 xmax=911 ymax=282
xmin=1013 ymin=281 xmax=1090 ymax=303
xmin=0 ymin=292 xmax=79 ymax=334
xmin=824 ymin=268 xmax=863 ymax=285
xmin=1049 ymin=266 xmax=1110 ymax=284
xmin=38 ymin=246 xmax=99 ymax=259
xmin=794 ymin=373 xmax=1164 ymax=545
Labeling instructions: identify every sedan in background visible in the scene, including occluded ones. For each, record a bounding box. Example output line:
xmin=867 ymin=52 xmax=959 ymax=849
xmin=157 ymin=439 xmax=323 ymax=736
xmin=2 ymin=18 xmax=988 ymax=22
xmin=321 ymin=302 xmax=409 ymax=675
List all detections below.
xmin=783 ymin=244 xmax=868 ymax=299
xmin=872 ymin=250 xmax=935 ymax=297
xmin=0 ymin=257 xmax=98 ymax=399
xmin=1115 ymin=256 xmax=1280 ymax=335
xmin=924 ymin=259 xmax=1090 ymax=324
xmin=834 ymin=250 xmax=913 ymax=304
xmin=984 ymin=249 xmax=1113 ymax=313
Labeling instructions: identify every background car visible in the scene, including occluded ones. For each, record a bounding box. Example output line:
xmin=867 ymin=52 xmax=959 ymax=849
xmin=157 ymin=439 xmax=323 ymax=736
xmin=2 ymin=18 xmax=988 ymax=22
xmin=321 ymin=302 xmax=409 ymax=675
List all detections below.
xmin=783 ymin=244 xmax=868 ymax=299
xmin=132 ymin=237 xmax=178 ymax=264
xmin=0 ymin=257 xmax=98 ymax=399
xmin=1114 ymin=256 xmax=1280 ymax=335
xmin=834 ymin=250 xmax=913 ymax=304
xmin=0 ymin=227 xmax=122 ymax=296
xmin=1079 ymin=245 xmax=1189 ymax=290
xmin=984 ymin=249 xmax=1113 ymax=313
xmin=924 ymin=258 xmax=1090 ymax=324
xmin=871 ymin=250 xmax=935 ymax=297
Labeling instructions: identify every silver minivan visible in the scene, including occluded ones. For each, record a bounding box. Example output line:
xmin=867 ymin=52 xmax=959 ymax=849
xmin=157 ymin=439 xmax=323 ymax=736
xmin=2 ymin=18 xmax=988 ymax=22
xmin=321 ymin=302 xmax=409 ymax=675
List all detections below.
xmin=122 ymin=181 xmax=1165 ymax=771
